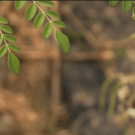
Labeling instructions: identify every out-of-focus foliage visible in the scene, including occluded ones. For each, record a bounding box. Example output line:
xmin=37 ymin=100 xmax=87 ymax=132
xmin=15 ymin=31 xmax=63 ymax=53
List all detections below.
xmin=109 ymin=0 xmax=135 ymax=20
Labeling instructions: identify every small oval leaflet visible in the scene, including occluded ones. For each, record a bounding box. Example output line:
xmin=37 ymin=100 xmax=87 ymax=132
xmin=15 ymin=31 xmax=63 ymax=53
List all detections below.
xmin=4 ymin=34 xmax=16 ymax=43
xmin=122 ymin=0 xmax=132 ymax=13
xmin=15 ymin=1 xmax=26 ymax=10
xmin=8 ymin=44 xmax=20 ymax=52
xmin=34 ymin=13 xmax=45 ymax=28
xmin=0 ymin=25 xmax=13 ymax=34
xmin=55 ymin=30 xmax=70 ymax=54
xmin=42 ymin=22 xmax=53 ymax=39
xmin=53 ymin=20 xmax=65 ymax=28
xmin=8 ymin=52 xmax=20 ymax=75
xmin=46 ymin=10 xmax=60 ymax=19
xmin=38 ymin=1 xmax=55 ymax=7
xmin=0 ymin=17 xmax=8 ymax=24
xmin=0 ymin=45 xmax=7 ymax=58
xmin=0 ymin=36 xmax=3 ymax=45
xmin=109 ymin=1 xmax=119 ymax=6
xmin=25 ymin=4 xmax=37 ymax=21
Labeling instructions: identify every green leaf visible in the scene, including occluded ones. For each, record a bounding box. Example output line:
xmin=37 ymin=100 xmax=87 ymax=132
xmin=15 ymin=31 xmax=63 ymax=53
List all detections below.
xmin=0 ymin=17 xmax=8 ymax=24
xmin=55 ymin=30 xmax=70 ymax=54
xmin=25 ymin=4 xmax=37 ymax=21
xmin=42 ymin=22 xmax=53 ymax=38
xmin=122 ymin=0 xmax=132 ymax=13
xmin=53 ymin=20 xmax=65 ymax=28
xmin=15 ymin=1 xmax=26 ymax=10
xmin=109 ymin=1 xmax=119 ymax=6
xmin=46 ymin=10 xmax=60 ymax=19
xmin=0 ymin=45 xmax=7 ymax=58
xmin=4 ymin=34 xmax=16 ymax=43
xmin=38 ymin=1 xmax=55 ymax=7
xmin=34 ymin=13 xmax=45 ymax=28
xmin=8 ymin=52 xmax=20 ymax=75
xmin=0 ymin=36 xmax=3 ymax=45
xmin=8 ymin=44 xmax=20 ymax=52
xmin=0 ymin=25 xmax=13 ymax=34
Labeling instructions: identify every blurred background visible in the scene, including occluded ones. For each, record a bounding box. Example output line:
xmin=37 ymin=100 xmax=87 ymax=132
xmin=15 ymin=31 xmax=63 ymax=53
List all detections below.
xmin=0 ymin=1 xmax=135 ymax=135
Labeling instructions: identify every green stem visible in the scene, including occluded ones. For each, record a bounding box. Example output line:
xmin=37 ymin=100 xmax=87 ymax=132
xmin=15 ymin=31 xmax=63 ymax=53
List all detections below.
xmin=0 ymin=30 xmax=10 ymax=52
xmin=33 ymin=1 xmax=56 ymax=30
xmin=107 ymin=82 xmax=123 ymax=117
xmin=99 ymin=75 xmax=116 ymax=110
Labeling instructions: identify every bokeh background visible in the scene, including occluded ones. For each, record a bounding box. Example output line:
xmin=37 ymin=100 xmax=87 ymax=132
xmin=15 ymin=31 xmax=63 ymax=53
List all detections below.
xmin=0 ymin=1 xmax=135 ymax=135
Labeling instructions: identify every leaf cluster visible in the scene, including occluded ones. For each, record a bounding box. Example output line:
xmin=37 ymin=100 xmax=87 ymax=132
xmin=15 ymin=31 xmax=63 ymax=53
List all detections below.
xmin=0 ymin=0 xmax=70 ymax=75
xmin=0 ymin=17 xmax=20 ymax=75
xmin=18 ymin=0 xmax=70 ymax=54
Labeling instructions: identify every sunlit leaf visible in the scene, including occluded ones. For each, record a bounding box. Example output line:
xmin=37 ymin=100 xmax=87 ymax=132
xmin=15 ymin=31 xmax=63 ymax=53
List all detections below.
xmin=46 ymin=10 xmax=60 ymax=19
xmin=8 ymin=44 xmax=20 ymax=52
xmin=0 ymin=17 xmax=8 ymax=24
xmin=38 ymin=1 xmax=55 ymax=7
xmin=0 ymin=45 xmax=7 ymax=58
xmin=42 ymin=22 xmax=53 ymax=38
xmin=122 ymin=0 xmax=132 ymax=13
xmin=8 ymin=52 xmax=20 ymax=75
xmin=0 ymin=25 xmax=13 ymax=34
xmin=34 ymin=13 xmax=45 ymax=28
xmin=4 ymin=34 xmax=16 ymax=43
xmin=109 ymin=1 xmax=119 ymax=6
xmin=55 ymin=30 xmax=70 ymax=54
xmin=15 ymin=1 xmax=26 ymax=10
xmin=25 ymin=3 xmax=37 ymax=21
xmin=53 ymin=20 xmax=65 ymax=28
